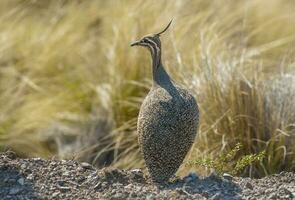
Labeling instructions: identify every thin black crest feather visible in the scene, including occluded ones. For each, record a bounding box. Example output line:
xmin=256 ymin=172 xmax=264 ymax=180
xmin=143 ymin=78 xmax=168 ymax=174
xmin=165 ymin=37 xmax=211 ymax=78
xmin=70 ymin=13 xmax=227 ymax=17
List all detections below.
xmin=156 ymin=19 xmax=173 ymax=36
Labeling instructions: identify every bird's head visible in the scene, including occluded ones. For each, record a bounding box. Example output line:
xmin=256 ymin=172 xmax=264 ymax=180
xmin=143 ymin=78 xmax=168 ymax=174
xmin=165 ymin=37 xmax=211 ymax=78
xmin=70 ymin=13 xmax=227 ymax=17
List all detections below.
xmin=130 ymin=20 xmax=172 ymax=53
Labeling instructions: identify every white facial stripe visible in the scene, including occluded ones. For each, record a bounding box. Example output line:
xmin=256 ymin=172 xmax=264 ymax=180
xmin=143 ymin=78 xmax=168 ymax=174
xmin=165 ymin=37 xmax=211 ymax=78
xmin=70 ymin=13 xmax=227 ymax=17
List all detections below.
xmin=145 ymin=41 xmax=155 ymax=56
xmin=145 ymin=38 xmax=160 ymax=57
xmin=147 ymin=38 xmax=160 ymax=52
xmin=144 ymin=38 xmax=155 ymax=56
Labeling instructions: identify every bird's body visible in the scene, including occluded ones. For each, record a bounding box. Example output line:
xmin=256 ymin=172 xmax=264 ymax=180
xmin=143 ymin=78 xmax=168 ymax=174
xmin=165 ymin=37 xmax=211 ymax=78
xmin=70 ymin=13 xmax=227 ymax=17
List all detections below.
xmin=131 ymin=21 xmax=199 ymax=183
xmin=138 ymin=82 xmax=199 ymax=182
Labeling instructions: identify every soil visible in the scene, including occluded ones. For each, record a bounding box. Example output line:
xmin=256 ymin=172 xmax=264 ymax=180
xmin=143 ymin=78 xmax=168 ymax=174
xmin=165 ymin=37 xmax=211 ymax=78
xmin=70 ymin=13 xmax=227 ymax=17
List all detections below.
xmin=0 ymin=151 xmax=294 ymax=200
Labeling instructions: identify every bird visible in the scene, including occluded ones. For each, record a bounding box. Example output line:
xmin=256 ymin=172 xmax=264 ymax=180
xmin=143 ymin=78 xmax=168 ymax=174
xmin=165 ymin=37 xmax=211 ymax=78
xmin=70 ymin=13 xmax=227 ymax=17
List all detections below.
xmin=130 ymin=20 xmax=199 ymax=183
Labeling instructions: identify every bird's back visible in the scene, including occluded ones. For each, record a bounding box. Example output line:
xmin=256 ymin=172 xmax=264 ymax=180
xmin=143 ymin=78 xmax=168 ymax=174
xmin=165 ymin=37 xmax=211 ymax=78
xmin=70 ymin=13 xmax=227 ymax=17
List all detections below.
xmin=137 ymin=83 xmax=199 ymax=182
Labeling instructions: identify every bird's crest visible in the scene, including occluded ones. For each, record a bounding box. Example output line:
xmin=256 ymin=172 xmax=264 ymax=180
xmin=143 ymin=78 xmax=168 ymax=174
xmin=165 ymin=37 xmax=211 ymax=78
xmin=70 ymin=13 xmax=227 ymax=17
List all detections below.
xmin=156 ymin=19 xmax=173 ymax=36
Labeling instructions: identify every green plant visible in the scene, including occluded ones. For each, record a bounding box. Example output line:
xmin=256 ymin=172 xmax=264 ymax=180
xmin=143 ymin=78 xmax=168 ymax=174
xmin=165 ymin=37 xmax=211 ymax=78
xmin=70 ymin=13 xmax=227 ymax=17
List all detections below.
xmin=187 ymin=143 xmax=266 ymax=176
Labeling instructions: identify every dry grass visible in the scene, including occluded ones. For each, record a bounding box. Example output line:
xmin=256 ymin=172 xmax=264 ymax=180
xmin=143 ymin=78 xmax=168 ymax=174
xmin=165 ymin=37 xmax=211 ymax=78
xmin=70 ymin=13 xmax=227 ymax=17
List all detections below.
xmin=0 ymin=0 xmax=295 ymax=177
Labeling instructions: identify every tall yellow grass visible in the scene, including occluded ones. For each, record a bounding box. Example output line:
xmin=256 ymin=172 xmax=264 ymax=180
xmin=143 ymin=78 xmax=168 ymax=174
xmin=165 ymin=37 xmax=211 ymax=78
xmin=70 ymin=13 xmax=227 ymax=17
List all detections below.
xmin=0 ymin=0 xmax=295 ymax=177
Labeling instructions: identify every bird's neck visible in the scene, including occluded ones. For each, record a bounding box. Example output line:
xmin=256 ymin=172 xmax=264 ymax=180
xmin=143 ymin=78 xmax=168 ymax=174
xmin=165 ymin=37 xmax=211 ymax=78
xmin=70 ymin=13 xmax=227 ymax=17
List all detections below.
xmin=151 ymin=51 xmax=172 ymax=86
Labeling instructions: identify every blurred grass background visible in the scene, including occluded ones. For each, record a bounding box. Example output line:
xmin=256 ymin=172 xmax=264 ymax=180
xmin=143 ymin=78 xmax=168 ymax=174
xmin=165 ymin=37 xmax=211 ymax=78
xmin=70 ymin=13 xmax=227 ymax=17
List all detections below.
xmin=0 ymin=0 xmax=295 ymax=177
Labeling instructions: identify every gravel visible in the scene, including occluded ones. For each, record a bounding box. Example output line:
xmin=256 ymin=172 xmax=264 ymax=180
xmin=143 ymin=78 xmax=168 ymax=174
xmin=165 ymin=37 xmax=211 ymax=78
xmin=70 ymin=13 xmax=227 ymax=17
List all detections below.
xmin=0 ymin=151 xmax=294 ymax=199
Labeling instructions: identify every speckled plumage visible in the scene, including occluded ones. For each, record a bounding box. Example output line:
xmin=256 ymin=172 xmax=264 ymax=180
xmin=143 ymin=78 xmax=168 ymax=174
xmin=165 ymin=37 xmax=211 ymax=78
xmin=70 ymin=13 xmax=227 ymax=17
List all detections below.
xmin=138 ymin=83 xmax=199 ymax=182
xmin=131 ymin=21 xmax=199 ymax=183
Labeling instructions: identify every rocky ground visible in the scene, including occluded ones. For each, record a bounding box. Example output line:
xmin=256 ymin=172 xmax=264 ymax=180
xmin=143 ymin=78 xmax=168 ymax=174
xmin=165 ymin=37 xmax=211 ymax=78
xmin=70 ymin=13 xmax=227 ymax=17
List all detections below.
xmin=0 ymin=151 xmax=294 ymax=200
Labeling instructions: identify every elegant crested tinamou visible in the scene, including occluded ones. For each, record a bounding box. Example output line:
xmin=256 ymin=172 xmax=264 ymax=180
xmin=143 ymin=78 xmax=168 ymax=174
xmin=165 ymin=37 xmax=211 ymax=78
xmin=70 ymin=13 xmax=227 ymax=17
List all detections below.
xmin=131 ymin=20 xmax=199 ymax=183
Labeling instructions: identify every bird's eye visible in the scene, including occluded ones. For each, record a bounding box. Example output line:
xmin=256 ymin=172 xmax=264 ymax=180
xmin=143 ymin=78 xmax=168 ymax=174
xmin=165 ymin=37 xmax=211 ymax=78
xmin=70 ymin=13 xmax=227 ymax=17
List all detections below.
xmin=142 ymin=39 xmax=148 ymax=43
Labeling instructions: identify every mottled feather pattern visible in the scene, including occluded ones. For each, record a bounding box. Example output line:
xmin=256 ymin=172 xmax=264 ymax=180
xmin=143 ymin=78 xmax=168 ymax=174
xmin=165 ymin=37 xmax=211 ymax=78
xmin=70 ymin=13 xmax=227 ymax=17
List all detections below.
xmin=137 ymin=84 xmax=199 ymax=182
xmin=132 ymin=21 xmax=199 ymax=182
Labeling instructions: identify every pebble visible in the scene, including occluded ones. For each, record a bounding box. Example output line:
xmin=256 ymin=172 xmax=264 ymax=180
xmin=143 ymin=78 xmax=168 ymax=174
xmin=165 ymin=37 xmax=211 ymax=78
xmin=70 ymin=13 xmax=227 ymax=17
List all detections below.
xmin=5 ymin=178 xmax=16 ymax=184
xmin=58 ymin=186 xmax=71 ymax=192
xmin=101 ymin=182 xmax=107 ymax=188
xmin=211 ymin=192 xmax=221 ymax=200
xmin=188 ymin=173 xmax=199 ymax=181
xmin=111 ymin=189 xmax=117 ymax=195
xmin=125 ymin=184 xmax=133 ymax=190
xmin=184 ymin=176 xmax=194 ymax=183
xmin=269 ymin=192 xmax=277 ymax=199
xmin=130 ymin=169 xmax=142 ymax=173
xmin=17 ymin=178 xmax=25 ymax=185
xmin=20 ymin=164 xmax=27 ymax=169
xmin=222 ymin=173 xmax=233 ymax=181
xmin=9 ymin=187 xmax=22 ymax=195
xmin=113 ymin=192 xmax=124 ymax=199
xmin=93 ymin=182 xmax=101 ymax=189
xmin=6 ymin=151 xmax=17 ymax=159
xmin=63 ymin=171 xmax=70 ymax=176
xmin=245 ymin=182 xmax=253 ymax=190
xmin=81 ymin=162 xmax=93 ymax=170
xmin=201 ymin=191 xmax=210 ymax=198
xmin=52 ymin=192 xmax=60 ymax=197
xmin=26 ymin=174 xmax=34 ymax=180
xmin=146 ymin=193 xmax=156 ymax=200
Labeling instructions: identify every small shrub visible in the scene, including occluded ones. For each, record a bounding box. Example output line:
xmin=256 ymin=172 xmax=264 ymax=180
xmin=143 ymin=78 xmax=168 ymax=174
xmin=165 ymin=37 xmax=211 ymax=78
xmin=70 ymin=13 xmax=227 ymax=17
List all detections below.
xmin=187 ymin=143 xmax=266 ymax=176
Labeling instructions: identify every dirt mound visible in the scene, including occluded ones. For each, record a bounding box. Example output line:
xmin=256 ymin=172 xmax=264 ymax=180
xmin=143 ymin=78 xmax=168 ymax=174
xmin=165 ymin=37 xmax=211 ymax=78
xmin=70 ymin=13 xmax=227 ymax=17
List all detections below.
xmin=0 ymin=152 xmax=294 ymax=199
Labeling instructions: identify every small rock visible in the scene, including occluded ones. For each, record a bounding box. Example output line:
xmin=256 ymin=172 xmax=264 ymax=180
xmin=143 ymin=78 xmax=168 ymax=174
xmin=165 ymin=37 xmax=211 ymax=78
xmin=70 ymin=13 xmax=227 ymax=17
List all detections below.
xmin=52 ymin=192 xmax=60 ymax=197
xmin=202 ymin=191 xmax=210 ymax=198
xmin=188 ymin=173 xmax=198 ymax=181
xmin=113 ymin=192 xmax=124 ymax=199
xmin=9 ymin=187 xmax=22 ymax=195
xmin=111 ymin=189 xmax=117 ymax=195
xmin=77 ymin=176 xmax=86 ymax=184
xmin=94 ymin=182 xmax=101 ymax=190
xmin=245 ymin=182 xmax=253 ymax=190
xmin=211 ymin=192 xmax=221 ymax=200
xmin=223 ymin=173 xmax=233 ymax=181
xmin=184 ymin=176 xmax=194 ymax=183
xmin=101 ymin=182 xmax=107 ymax=188
xmin=57 ymin=180 xmax=65 ymax=186
xmin=116 ymin=183 xmax=123 ymax=187
xmin=195 ymin=194 xmax=204 ymax=199
xmin=81 ymin=162 xmax=93 ymax=170
xmin=125 ymin=184 xmax=133 ymax=190
xmin=6 ymin=151 xmax=17 ymax=159
xmin=209 ymin=172 xmax=219 ymax=178
xmin=193 ymin=187 xmax=201 ymax=193
xmin=58 ymin=186 xmax=71 ymax=192
xmin=6 ymin=178 xmax=17 ymax=184
xmin=17 ymin=178 xmax=25 ymax=185
xmin=146 ymin=194 xmax=154 ymax=200
xmin=269 ymin=192 xmax=277 ymax=199
xmin=130 ymin=169 xmax=142 ymax=174
xmin=20 ymin=164 xmax=26 ymax=170
xmin=63 ymin=171 xmax=70 ymax=176
xmin=50 ymin=161 xmax=57 ymax=167
xmin=130 ymin=191 xmax=137 ymax=198
xmin=27 ymin=174 xmax=34 ymax=180
xmin=183 ymin=173 xmax=198 ymax=183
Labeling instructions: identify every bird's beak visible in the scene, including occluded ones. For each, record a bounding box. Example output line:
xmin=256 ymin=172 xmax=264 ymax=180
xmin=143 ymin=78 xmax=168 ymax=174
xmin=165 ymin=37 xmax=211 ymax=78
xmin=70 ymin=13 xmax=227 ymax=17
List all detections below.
xmin=130 ymin=40 xmax=141 ymax=47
